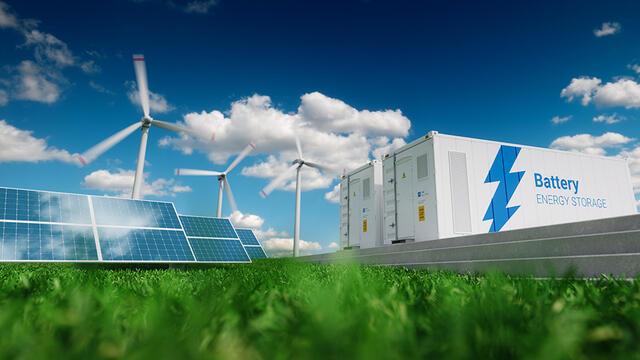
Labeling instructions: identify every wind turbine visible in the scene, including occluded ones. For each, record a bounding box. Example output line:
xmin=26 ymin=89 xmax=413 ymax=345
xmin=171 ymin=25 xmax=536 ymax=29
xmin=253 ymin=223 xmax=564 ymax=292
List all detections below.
xmin=259 ymin=136 xmax=328 ymax=257
xmin=175 ymin=142 xmax=256 ymax=217
xmin=77 ymin=54 xmax=209 ymax=199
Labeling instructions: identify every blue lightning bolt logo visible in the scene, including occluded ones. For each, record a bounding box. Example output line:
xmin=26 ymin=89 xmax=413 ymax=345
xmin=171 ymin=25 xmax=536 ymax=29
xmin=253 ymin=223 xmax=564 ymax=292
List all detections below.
xmin=483 ymin=145 xmax=525 ymax=232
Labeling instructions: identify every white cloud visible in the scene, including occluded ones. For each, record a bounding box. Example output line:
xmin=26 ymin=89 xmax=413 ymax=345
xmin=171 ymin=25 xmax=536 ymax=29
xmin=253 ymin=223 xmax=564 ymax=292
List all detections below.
xmin=592 ymin=79 xmax=640 ymax=108
xmin=127 ymin=81 xmax=174 ymax=113
xmin=551 ymin=115 xmax=572 ymax=125
xmin=89 ymin=81 xmax=113 ymax=95
xmin=13 ymin=60 xmax=61 ymax=103
xmin=229 ymin=210 xmax=265 ymax=229
xmin=328 ymin=242 xmax=339 ymax=249
xmin=629 ymin=64 xmax=640 ymax=75
xmin=0 ymin=119 xmax=76 ymax=163
xmin=561 ymin=77 xmax=640 ymax=109
xmin=262 ymin=237 xmax=322 ymax=253
xmin=372 ymin=136 xmax=406 ymax=159
xmin=594 ymin=22 xmax=621 ymax=37
xmin=0 ymin=1 xmax=18 ymax=29
xmin=324 ymin=183 xmax=341 ymax=204
xmin=82 ymin=169 xmax=191 ymax=197
xmin=80 ymin=60 xmax=100 ymax=74
xmin=560 ymin=77 xmax=602 ymax=106
xmin=593 ymin=114 xmax=624 ymax=124
xmin=298 ymin=92 xmax=410 ymax=137
xmin=161 ymin=93 xmax=412 ymax=198
xmin=184 ymin=0 xmax=217 ymax=14
xmin=550 ymin=132 xmax=633 ymax=156
xmin=24 ymin=30 xmax=75 ymax=68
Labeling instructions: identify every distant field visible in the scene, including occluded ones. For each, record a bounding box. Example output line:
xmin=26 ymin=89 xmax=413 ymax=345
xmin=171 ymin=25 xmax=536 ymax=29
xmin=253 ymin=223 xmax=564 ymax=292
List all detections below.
xmin=0 ymin=261 xmax=639 ymax=359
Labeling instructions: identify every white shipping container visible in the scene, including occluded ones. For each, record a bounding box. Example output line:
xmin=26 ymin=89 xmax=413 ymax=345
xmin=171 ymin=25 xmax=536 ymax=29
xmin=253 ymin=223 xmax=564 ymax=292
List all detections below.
xmin=339 ymin=160 xmax=383 ymax=249
xmin=380 ymin=131 xmax=637 ymax=244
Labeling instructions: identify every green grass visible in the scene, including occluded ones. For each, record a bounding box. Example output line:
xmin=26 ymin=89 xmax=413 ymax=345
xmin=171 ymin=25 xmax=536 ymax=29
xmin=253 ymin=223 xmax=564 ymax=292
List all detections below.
xmin=1 ymin=260 xmax=640 ymax=359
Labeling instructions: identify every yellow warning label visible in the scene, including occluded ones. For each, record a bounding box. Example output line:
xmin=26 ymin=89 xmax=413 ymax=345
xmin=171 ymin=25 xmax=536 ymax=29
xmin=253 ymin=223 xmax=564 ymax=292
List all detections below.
xmin=362 ymin=219 xmax=368 ymax=233
xmin=418 ymin=205 xmax=426 ymax=222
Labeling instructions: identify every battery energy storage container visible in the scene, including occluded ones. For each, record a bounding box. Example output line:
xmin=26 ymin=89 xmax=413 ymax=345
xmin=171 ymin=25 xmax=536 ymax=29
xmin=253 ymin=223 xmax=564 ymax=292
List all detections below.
xmin=382 ymin=131 xmax=636 ymax=244
xmin=340 ymin=160 xmax=383 ymax=249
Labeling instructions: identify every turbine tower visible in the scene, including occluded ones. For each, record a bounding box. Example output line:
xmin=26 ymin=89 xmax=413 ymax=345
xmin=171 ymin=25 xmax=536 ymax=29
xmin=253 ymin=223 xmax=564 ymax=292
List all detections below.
xmin=176 ymin=142 xmax=256 ymax=217
xmin=77 ymin=54 xmax=210 ymax=199
xmin=259 ymin=136 xmax=327 ymax=257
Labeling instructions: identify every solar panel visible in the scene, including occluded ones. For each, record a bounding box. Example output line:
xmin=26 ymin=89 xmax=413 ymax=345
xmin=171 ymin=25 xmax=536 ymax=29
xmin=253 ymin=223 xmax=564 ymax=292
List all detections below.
xmin=92 ymin=197 xmax=182 ymax=229
xmin=236 ymin=228 xmax=260 ymax=246
xmin=0 ymin=187 xmax=91 ymax=224
xmin=179 ymin=216 xmax=238 ymax=238
xmin=244 ymin=246 xmax=268 ymax=260
xmin=98 ymin=228 xmax=194 ymax=262
xmin=0 ymin=222 xmax=97 ymax=261
xmin=188 ymin=238 xmax=250 ymax=262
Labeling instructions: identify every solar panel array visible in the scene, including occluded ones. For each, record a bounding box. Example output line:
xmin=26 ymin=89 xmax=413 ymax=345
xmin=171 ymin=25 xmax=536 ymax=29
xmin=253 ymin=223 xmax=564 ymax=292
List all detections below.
xmin=0 ymin=187 xmax=269 ymax=263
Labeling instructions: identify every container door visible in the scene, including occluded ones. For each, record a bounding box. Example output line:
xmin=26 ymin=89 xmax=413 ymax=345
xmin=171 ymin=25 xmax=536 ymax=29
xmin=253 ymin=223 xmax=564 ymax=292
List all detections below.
xmin=339 ymin=179 xmax=349 ymax=249
xmin=395 ymin=156 xmax=415 ymax=240
xmin=348 ymin=178 xmax=361 ymax=247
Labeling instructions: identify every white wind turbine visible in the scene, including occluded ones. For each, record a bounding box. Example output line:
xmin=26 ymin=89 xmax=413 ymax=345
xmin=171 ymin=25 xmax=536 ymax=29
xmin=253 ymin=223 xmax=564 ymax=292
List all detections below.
xmin=175 ymin=142 xmax=256 ymax=217
xmin=259 ymin=135 xmax=328 ymax=257
xmin=77 ymin=54 xmax=209 ymax=199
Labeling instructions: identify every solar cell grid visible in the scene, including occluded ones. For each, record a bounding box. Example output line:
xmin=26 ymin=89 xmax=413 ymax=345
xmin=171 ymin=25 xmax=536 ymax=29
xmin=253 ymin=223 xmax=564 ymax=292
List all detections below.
xmin=0 ymin=222 xmax=97 ymax=261
xmin=244 ymin=246 xmax=268 ymax=260
xmin=179 ymin=216 xmax=238 ymax=238
xmin=236 ymin=228 xmax=260 ymax=246
xmin=92 ymin=197 xmax=181 ymax=229
xmin=0 ymin=188 xmax=91 ymax=224
xmin=98 ymin=228 xmax=194 ymax=261
xmin=188 ymin=238 xmax=250 ymax=262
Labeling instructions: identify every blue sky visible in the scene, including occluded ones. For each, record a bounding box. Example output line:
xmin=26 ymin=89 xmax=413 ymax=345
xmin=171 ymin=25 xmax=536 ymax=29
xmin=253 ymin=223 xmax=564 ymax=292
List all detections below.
xmin=1 ymin=0 xmax=640 ymax=254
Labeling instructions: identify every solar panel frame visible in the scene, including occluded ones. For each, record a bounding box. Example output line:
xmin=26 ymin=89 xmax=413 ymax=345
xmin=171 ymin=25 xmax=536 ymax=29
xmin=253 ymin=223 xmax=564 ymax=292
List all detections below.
xmin=244 ymin=245 xmax=268 ymax=260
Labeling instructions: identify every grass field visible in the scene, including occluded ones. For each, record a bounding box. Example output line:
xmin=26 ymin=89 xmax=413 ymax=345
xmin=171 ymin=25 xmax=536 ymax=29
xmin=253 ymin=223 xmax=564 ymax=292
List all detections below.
xmin=1 ymin=260 xmax=639 ymax=359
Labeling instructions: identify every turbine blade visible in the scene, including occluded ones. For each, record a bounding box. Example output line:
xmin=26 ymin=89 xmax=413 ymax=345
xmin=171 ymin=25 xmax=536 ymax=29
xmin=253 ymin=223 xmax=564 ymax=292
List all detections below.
xmin=260 ymin=163 xmax=298 ymax=198
xmin=225 ymin=142 xmax=256 ymax=174
xmin=152 ymin=119 xmax=213 ymax=142
xmin=295 ymin=133 xmax=303 ymax=159
xmin=224 ymin=178 xmax=238 ymax=214
xmin=78 ymin=122 xmax=142 ymax=165
xmin=304 ymin=161 xmax=330 ymax=173
xmin=132 ymin=54 xmax=150 ymax=118
xmin=175 ymin=168 xmax=223 ymax=176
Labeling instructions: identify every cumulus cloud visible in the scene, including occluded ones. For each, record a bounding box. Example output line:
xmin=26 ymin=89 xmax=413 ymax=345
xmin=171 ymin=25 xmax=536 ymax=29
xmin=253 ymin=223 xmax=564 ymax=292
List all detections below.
xmin=229 ymin=210 xmax=265 ymax=229
xmin=560 ymin=77 xmax=602 ymax=106
xmin=593 ymin=114 xmax=624 ymax=124
xmin=0 ymin=1 xmax=18 ymax=29
xmin=0 ymin=119 xmax=76 ymax=163
xmin=82 ymin=169 xmax=191 ymax=197
xmin=161 ymin=93 xmax=412 ymax=201
xmin=629 ymin=64 xmax=640 ymax=75
xmin=262 ymin=237 xmax=322 ymax=255
xmin=24 ymin=30 xmax=75 ymax=67
xmin=328 ymin=242 xmax=339 ymax=249
xmin=324 ymin=183 xmax=341 ymax=204
xmin=127 ymin=81 xmax=174 ymax=114
xmin=550 ymin=132 xmax=632 ymax=156
xmin=561 ymin=77 xmax=640 ymax=109
xmin=594 ymin=22 xmax=621 ymax=37
xmin=551 ymin=115 xmax=572 ymax=125
xmin=13 ymin=60 xmax=61 ymax=104
xmin=618 ymin=146 xmax=640 ymax=194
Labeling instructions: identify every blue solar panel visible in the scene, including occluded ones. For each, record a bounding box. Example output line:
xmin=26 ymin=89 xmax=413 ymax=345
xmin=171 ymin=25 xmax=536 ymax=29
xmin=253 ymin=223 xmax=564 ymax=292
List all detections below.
xmin=92 ymin=197 xmax=181 ymax=229
xmin=179 ymin=216 xmax=238 ymax=238
xmin=244 ymin=246 xmax=268 ymax=260
xmin=188 ymin=238 xmax=250 ymax=262
xmin=0 ymin=222 xmax=97 ymax=261
xmin=98 ymin=228 xmax=194 ymax=261
xmin=236 ymin=228 xmax=260 ymax=246
xmin=0 ymin=187 xmax=91 ymax=224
